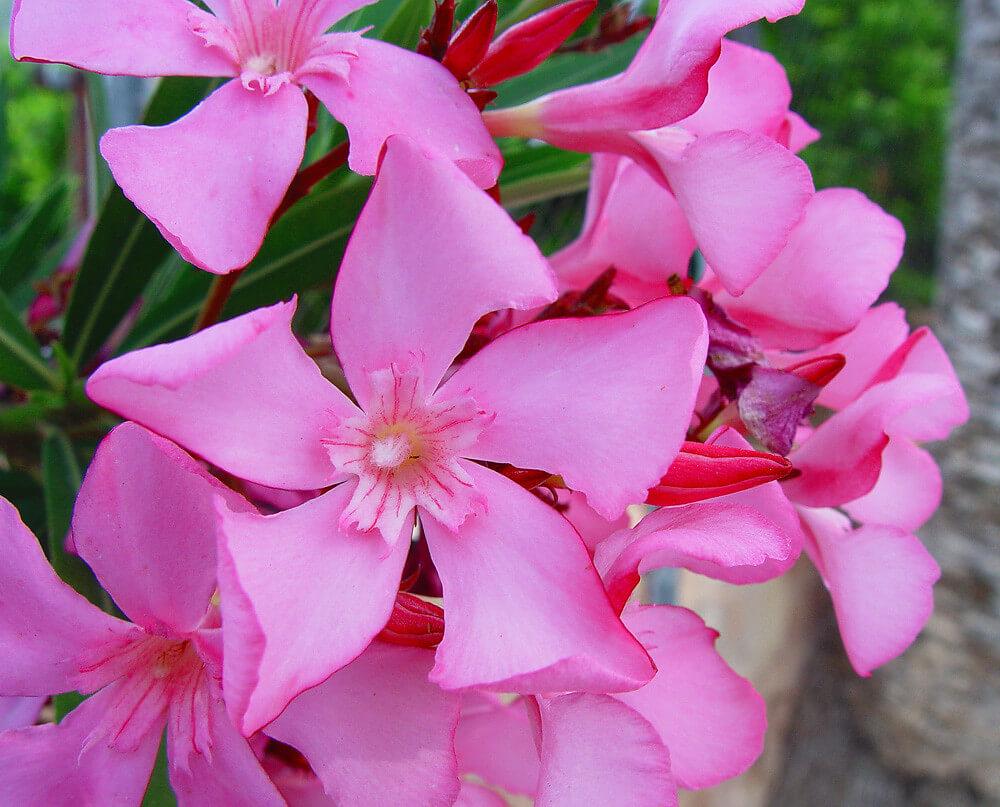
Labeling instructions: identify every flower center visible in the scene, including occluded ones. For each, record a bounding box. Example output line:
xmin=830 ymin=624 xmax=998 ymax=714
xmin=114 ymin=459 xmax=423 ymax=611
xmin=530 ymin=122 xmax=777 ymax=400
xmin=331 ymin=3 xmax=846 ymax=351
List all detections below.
xmin=73 ymin=633 xmax=210 ymax=754
xmin=322 ymin=365 xmax=493 ymax=540
xmin=370 ymin=428 xmax=419 ymax=469
xmin=245 ymin=53 xmax=280 ymax=78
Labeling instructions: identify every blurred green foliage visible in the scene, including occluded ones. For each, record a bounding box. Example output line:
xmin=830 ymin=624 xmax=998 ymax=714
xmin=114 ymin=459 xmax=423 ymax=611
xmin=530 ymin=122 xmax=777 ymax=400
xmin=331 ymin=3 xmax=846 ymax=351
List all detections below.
xmin=1 ymin=50 xmax=73 ymax=226
xmin=762 ymin=0 xmax=957 ymax=306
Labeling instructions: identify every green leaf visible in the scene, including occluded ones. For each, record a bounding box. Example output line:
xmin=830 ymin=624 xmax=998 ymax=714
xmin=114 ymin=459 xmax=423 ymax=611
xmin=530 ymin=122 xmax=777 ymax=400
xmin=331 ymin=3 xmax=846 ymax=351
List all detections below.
xmin=142 ymin=735 xmax=177 ymax=807
xmin=0 ymin=179 xmax=70 ymax=293
xmin=0 ymin=287 xmax=58 ymax=391
xmin=121 ymin=173 xmax=371 ymax=350
xmin=380 ymin=0 xmax=435 ymax=47
xmin=83 ymin=74 xmax=112 ymax=215
xmin=41 ymin=429 xmax=102 ymax=605
xmin=500 ymin=145 xmax=590 ymax=208
xmin=54 ymin=691 xmax=86 ymax=722
xmin=62 ymin=77 xmax=215 ymax=370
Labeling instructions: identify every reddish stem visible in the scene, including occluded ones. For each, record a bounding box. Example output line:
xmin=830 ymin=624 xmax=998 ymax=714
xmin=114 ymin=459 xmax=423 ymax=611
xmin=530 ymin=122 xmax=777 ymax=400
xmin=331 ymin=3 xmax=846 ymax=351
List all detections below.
xmin=270 ymin=140 xmax=351 ymax=224
xmin=193 ymin=269 xmax=243 ymax=333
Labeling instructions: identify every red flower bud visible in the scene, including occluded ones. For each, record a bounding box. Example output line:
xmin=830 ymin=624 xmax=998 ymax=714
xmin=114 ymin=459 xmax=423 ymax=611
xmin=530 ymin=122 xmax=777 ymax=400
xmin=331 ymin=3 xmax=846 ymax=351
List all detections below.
xmin=418 ymin=0 xmax=457 ymax=61
xmin=442 ymin=0 xmax=498 ymax=81
xmin=470 ymin=0 xmax=596 ymax=87
xmin=784 ymin=353 xmax=846 ymax=388
xmin=377 ymin=591 xmax=446 ymax=649
xmin=646 ymin=440 xmax=793 ymax=506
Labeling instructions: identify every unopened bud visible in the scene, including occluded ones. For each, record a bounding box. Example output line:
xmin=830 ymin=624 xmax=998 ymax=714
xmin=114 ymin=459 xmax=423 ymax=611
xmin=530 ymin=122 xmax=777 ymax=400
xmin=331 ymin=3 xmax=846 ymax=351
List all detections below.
xmin=647 ymin=440 xmax=793 ymax=505
xmin=378 ymin=592 xmax=445 ymax=649
xmin=470 ymin=0 xmax=596 ymax=87
xmin=442 ymin=1 xmax=497 ymax=81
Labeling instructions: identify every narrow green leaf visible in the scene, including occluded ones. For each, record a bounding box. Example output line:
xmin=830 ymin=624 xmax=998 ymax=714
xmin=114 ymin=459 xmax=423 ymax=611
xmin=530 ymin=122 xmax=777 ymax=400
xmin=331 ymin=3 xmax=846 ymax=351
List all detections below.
xmin=62 ymin=77 xmax=214 ymax=369
xmin=500 ymin=145 xmax=590 ymax=208
xmin=0 ymin=179 xmax=70 ymax=292
xmin=379 ymin=0 xmax=435 ymax=47
xmin=0 ymin=287 xmax=58 ymax=391
xmin=84 ymin=74 xmax=112 ymax=214
xmin=141 ymin=735 xmax=177 ymax=807
xmin=41 ymin=429 xmax=102 ymax=605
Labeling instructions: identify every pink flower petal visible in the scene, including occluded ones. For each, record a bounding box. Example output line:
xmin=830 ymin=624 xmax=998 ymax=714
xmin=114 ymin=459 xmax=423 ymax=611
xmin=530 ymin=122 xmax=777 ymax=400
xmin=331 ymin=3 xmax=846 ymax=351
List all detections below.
xmin=535 ymin=693 xmax=675 ymax=807
xmin=217 ymin=483 xmax=410 ymax=736
xmin=423 ymin=462 xmax=655 ymax=694
xmin=679 ymin=40 xmax=792 ymax=139
xmin=10 ymin=0 xmax=235 ymax=77
xmin=714 ymin=188 xmax=904 ymax=349
xmin=442 ymin=298 xmax=708 ymax=519
xmin=548 ymin=157 xmax=695 ymax=296
xmin=779 ymin=111 xmax=821 ymax=152
xmin=559 ymin=490 xmax=629 ymax=556
xmin=265 ymin=642 xmax=461 ymax=807
xmin=618 ymin=605 xmax=766 ymax=790
xmin=0 ymin=696 xmax=45 ymax=731
xmin=456 ymin=696 xmax=540 ymax=796
xmin=774 ymin=303 xmax=910 ymax=410
xmin=275 ymin=0 xmax=377 ymax=33
xmin=0 ymin=497 xmax=128 ymax=696
xmin=844 ymin=439 xmax=941 ymax=531
xmin=869 ymin=326 xmax=969 ymax=441
xmin=644 ymin=129 xmax=814 ymax=296
xmin=532 ymin=0 xmax=805 ymax=136
xmin=330 ymin=135 xmax=555 ymax=406
xmin=596 ymin=501 xmax=797 ymax=611
xmin=87 ymin=299 xmax=356 ymax=491
xmin=101 ymin=79 xmax=307 ymax=274
xmin=303 ymin=38 xmax=500 ymax=187
xmin=799 ymin=507 xmax=940 ymax=676
xmin=0 ymin=684 xmax=162 ymax=803
xmin=785 ymin=371 xmax=964 ymax=507
xmin=72 ymin=423 xmax=247 ymax=636
xmin=168 ymin=692 xmax=285 ymax=806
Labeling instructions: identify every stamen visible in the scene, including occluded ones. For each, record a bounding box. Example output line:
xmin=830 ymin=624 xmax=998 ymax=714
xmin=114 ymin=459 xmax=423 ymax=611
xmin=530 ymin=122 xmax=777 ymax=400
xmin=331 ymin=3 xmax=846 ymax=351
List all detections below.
xmin=370 ymin=432 xmax=414 ymax=469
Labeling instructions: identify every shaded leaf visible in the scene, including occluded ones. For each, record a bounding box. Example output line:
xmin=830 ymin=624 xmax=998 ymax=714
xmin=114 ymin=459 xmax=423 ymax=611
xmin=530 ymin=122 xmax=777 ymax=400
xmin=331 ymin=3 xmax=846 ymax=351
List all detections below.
xmin=41 ymin=429 xmax=102 ymax=605
xmin=62 ymin=77 xmax=215 ymax=370
xmin=0 ymin=287 xmax=58 ymax=391
xmin=0 ymin=179 xmax=70 ymax=293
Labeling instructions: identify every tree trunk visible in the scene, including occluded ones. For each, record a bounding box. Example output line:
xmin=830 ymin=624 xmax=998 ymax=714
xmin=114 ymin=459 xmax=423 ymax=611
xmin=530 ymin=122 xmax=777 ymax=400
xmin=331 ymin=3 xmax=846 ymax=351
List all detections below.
xmin=765 ymin=0 xmax=1000 ymax=802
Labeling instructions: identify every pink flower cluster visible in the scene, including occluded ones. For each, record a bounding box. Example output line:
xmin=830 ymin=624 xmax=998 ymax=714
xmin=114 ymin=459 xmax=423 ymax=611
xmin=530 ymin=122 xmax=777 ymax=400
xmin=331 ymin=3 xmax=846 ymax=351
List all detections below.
xmin=3 ymin=0 xmax=967 ymax=804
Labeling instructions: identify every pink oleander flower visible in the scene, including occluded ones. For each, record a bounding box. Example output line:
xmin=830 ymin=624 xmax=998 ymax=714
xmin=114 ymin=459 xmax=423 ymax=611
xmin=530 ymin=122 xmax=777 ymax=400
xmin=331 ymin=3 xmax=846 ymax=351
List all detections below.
xmin=594 ymin=426 xmax=804 ymax=610
xmin=455 ymin=604 xmax=766 ymax=807
xmin=597 ymin=316 xmax=968 ymax=677
xmin=10 ymin=0 xmax=500 ymax=274
xmin=86 ymin=136 xmax=709 ymax=735
xmin=0 ymin=422 xmax=288 ymax=804
xmin=0 ymin=422 xmax=463 ymax=805
xmin=774 ymin=307 xmax=968 ymax=675
xmin=486 ymin=22 xmax=816 ymax=295
xmin=547 ymin=50 xmax=904 ymax=343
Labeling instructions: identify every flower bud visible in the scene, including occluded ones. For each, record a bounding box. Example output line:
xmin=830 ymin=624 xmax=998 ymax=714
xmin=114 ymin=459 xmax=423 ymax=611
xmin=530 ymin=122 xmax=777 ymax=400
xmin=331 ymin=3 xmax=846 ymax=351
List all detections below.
xmin=442 ymin=1 xmax=498 ymax=81
xmin=470 ymin=0 xmax=596 ymax=87
xmin=647 ymin=440 xmax=793 ymax=505
xmin=378 ymin=592 xmax=446 ymax=648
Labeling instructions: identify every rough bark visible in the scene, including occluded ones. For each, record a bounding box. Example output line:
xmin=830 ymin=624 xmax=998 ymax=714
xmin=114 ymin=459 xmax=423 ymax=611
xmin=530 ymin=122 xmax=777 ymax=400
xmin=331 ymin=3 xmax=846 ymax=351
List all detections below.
xmin=765 ymin=0 xmax=1000 ymax=803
